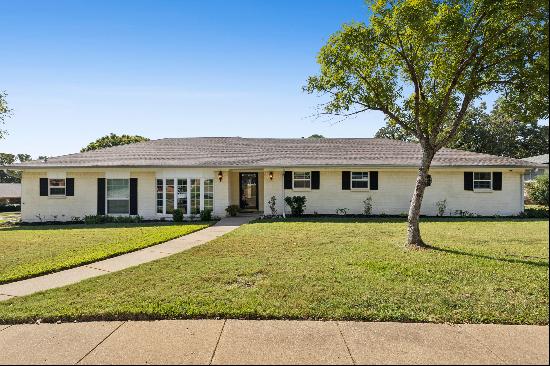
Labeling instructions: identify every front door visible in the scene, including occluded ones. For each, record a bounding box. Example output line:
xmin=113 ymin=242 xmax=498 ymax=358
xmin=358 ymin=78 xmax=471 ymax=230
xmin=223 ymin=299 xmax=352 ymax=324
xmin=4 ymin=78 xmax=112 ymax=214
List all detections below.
xmin=239 ymin=173 xmax=258 ymax=210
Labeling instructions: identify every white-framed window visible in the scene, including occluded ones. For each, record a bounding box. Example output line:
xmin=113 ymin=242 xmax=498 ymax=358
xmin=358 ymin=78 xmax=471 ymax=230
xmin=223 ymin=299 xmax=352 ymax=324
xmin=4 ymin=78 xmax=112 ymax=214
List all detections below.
xmin=48 ymin=178 xmax=66 ymax=196
xmin=351 ymin=172 xmax=369 ymax=190
xmin=204 ymin=179 xmax=213 ymax=211
xmin=107 ymin=178 xmax=130 ymax=214
xmin=293 ymin=171 xmax=311 ymax=189
xmin=156 ymin=178 xmax=208 ymax=215
xmin=473 ymin=172 xmax=492 ymax=190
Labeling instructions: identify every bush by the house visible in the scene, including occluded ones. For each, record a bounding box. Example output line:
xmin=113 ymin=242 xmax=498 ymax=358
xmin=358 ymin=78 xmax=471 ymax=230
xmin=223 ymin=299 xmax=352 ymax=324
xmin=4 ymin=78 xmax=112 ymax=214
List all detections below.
xmin=526 ymin=174 xmax=549 ymax=207
xmin=225 ymin=205 xmax=239 ymax=217
xmin=0 ymin=204 xmax=20 ymax=212
xmin=83 ymin=215 xmax=143 ymax=224
xmin=172 ymin=209 xmax=184 ymax=222
xmin=284 ymin=196 xmax=307 ymax=216
xmin=200 ymin=209 xmax=212 ymax=221
xmin=521 ymin=205 xmax=549 ymax=218
xmin=268 ymin=196 xmax=277 ymax=215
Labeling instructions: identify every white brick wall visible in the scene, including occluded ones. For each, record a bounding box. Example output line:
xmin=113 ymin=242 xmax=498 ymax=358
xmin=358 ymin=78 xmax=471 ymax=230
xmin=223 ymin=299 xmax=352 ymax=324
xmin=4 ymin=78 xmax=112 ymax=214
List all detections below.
xmin=263 ymin=169 xmax=523 ymax=216
xmin=21 ymin=167 xmax=524 ymax=222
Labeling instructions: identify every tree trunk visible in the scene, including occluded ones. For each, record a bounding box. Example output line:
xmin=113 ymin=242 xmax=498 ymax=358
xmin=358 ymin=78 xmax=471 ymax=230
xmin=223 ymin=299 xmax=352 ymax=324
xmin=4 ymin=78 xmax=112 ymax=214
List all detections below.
xmin=407 ymin=147 xmax=435 ymax=248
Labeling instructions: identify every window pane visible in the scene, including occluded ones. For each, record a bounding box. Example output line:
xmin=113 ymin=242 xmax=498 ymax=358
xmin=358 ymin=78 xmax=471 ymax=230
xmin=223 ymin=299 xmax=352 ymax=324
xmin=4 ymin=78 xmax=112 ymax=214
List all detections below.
xmin=108 ymin=199 xmax=129 ymax=214
xmin=191 ymin=179 xmax=200 ymax=214
xmin=50 ymin=187 xmax=66 ymax=195
xmin=156 ymin=179 xmax=164 ymax=214
xmin=107 ymin=179 xmax=129 ymax=199
xmin=351 ymin=180 xmax=369 ymax=189
xmin=294 ymin=172 xmax=310 ymax=180
xmin=166 ymin=180 xmax=175 ymax=214
xmin=293 ymin=180 xmax=310 ymax=189
xmin=474 ymin=172 xmax=491 ymax=180
xmin=204 ymin=179 xmax=213 ymax=210
xmin=49 ymin=179 xmax=65 ymax=187
xmin=474 ymin=180 xmax=491 ymax=189
xmin=177 ymin=179 xmax=188 ymax=214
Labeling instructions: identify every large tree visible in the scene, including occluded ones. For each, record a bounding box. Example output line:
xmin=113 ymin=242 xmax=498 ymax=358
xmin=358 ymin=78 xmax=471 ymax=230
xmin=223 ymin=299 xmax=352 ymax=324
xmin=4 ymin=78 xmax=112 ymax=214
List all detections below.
xmin=376 ymin=99 xmax=549 ymax=158
xmin=305 ymin=0 xmax=548 ymax=247
xmin=0 ymin=91 xmax=12 ymax=140
xmin=81 ymin=133 xmax=149 ymax=152
xmin=0 ymin=153 xmax=31 ymax=183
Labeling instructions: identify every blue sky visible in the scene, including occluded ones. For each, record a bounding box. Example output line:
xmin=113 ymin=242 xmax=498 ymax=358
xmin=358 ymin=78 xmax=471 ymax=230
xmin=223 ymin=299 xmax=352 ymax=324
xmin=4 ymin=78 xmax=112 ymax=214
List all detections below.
xmin=0 ymin=0 xmax=504 ymax=158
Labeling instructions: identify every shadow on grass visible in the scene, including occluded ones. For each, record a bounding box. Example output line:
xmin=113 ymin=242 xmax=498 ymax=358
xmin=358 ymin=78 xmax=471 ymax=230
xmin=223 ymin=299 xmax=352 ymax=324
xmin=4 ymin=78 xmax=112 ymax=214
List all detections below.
xmin=425 ymin=244 xmax=549 ymax=268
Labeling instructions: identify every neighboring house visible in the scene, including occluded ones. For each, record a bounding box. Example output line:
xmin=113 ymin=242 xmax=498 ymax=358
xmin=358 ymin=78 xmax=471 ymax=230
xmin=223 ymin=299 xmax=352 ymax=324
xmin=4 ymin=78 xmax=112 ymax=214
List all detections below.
xmin=5 ymin=137 xmax=544 ymax=222
xmin=522 ymin=154 xmax=549 ymax=181
xmin=0 ymin=183 xmax=22 ymax=205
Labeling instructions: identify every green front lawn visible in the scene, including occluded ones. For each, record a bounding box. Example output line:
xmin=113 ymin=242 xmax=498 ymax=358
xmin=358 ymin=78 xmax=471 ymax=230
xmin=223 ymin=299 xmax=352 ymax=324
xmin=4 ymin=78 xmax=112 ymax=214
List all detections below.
xmin=0 ymin=222 xmax=210 ymax=284
xmin=0 ymin=218 xmax=547 ymax=325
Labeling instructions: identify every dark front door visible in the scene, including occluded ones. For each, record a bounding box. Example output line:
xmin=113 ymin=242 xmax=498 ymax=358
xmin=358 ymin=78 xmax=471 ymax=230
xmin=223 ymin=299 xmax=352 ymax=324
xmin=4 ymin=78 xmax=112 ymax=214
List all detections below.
xmin=239 ymin=173 xmax=258 ymax=210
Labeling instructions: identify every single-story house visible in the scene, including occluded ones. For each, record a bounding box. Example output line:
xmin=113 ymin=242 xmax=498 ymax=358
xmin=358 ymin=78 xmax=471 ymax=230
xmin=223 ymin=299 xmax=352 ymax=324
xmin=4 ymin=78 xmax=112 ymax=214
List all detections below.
xmin=5 ymin=137 xmax=544 ymax=222
xmin=0 ymin=183 xmax=21 ymax=205
xmin=522 ymin=154 xmax=549 ymax=181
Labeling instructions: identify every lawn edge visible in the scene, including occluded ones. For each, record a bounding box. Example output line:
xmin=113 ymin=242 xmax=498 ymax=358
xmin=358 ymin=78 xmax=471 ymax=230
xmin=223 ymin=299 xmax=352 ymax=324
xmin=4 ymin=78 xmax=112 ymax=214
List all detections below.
xmin=0 ymin=222 xmax=214 ymax=285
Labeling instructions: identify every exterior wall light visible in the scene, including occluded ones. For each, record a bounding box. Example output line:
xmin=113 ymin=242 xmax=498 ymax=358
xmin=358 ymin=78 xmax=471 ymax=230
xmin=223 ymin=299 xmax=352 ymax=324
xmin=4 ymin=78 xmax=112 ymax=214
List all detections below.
xmin=269 ymin=171 xmax=274 ymax=180
xmin=218 ymin=171 xmax=223 ymax=182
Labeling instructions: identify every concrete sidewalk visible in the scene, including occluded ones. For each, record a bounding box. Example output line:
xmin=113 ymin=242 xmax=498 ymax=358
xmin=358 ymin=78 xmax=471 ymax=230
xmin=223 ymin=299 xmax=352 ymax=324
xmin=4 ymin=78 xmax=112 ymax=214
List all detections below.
xmin=0 ymin=319 xmax=547 ymax=365
xmin=0 ymin=216 xmax=256 ymax=301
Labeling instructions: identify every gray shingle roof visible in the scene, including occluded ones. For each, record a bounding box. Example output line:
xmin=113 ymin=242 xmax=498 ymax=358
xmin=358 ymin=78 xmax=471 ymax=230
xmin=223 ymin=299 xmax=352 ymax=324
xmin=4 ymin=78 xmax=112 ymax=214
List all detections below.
xmin=8 ymin=137 xmax=542 ymax=169
xmin=522 ymin=154 xmax=549 ymax=165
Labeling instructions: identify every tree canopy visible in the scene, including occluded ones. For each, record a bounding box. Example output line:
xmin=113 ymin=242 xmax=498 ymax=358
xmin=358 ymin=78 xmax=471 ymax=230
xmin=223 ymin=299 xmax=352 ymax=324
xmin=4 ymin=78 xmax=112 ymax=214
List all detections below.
xmin=376 ymin=99 xmax=549 ymax=159
xmin=0 ymin=91 xmax=12 ymax=140
xmin=81 ymin=133 xmax=150 ymax=152
xmin=0 ymin=153 xmax=32 ymax=183
xmin=305 ymin=0 xmax=548 ymax=246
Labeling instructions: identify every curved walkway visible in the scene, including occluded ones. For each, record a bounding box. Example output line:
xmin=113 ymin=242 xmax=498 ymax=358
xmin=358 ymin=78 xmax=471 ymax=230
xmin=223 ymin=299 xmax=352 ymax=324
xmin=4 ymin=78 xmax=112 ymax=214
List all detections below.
xmin=0 ymin=216 xmax=256 ymax=301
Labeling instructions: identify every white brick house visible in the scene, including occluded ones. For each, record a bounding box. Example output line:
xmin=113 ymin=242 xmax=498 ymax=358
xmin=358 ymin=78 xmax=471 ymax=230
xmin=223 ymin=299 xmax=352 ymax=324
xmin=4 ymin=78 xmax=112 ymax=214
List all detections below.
xmin=5 ymin=137 xmax=543 ymax=222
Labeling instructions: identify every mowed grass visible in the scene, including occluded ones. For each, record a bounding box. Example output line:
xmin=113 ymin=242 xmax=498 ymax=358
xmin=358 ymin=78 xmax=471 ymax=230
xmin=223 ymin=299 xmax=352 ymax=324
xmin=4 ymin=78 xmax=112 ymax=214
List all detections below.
xmin=0 ymin=218 xmax=547 ymax=325
xmin=0 ymin=222 xmax=210 ymax=284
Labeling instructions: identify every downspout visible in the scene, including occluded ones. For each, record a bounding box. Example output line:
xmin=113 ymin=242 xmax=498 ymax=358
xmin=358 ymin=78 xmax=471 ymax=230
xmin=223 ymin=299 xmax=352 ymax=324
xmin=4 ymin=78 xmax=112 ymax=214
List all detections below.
xmin=282 ymin=169 xmax=286 ymax=218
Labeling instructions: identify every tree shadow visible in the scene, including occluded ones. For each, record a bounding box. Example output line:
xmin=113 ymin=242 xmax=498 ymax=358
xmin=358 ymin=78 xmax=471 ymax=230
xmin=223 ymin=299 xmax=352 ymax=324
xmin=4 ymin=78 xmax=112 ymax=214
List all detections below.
xmin=424 ymin=244 xmax=549 ymax=268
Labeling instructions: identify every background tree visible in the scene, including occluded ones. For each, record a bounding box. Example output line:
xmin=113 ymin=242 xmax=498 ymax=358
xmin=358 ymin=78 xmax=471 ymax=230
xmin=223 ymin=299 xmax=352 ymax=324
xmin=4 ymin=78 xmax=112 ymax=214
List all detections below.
xmin=0 ymin=91 xmax=12 ymax=140
xmin=375 ymin=99 xmax=549 ymax=159
xmin=81 ymin=133 xmax=149 ymax=152
xmin=307 ymin=134 xmax=326 ymax=138
xmin=0 ymin=153 xmax=32 ymax=183
xmin=305 ymin=0 xmax=548 ymax=247
xmin=526 ymin=174 xmax=549 ymax=207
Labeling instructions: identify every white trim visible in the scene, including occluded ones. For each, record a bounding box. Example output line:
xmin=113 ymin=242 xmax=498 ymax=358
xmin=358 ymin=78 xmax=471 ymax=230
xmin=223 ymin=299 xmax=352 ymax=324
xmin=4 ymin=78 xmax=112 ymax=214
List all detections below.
xmin=473 ymin=172 xmax=493 ymax=192
xmin=48 ymin=178 xmax=66 ymax=197
xmin=105 ymin=178 xmax=130 ymax=215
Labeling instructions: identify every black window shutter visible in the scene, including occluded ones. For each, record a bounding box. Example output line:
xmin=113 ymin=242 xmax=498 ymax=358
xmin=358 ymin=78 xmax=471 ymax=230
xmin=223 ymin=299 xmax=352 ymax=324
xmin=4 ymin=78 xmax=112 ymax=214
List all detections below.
xmin=342 ymin=171 xmax=350 ymax=190
xmin=66 ymin=178 xmax=74 ymax=196
xmin=311 ymin=171 xmax=320 ymax=190
xmin=370 ymin=171 xmax=378 ymax=190
xmin=464 ymin=172 xmax=474 ymax=191
xmin=39 ymin=178 xmax=48 ymax=196
xmin=130 ymin=178 xmax=138 ymax=215
xmin=493 ymin=172 xmax=502 ymax=191
xmin=97 ymin=178 xmax=106 ymax=215
xmin=284 ymin=171 xmax=293 ymax=189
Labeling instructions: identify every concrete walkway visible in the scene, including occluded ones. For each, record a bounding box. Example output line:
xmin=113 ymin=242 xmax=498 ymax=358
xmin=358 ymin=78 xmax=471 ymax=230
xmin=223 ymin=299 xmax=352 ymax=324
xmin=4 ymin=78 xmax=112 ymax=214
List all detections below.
xmin=0 ymin=216 xmax=256 ymax=301
xmin=0 ymin=319 xmax=547 ymax=364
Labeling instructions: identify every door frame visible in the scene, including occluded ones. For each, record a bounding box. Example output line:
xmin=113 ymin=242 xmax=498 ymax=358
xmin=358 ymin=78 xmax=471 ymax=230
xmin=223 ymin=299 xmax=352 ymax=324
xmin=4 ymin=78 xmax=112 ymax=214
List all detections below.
xmin=239 ymin=172 xmax=259 ymax=210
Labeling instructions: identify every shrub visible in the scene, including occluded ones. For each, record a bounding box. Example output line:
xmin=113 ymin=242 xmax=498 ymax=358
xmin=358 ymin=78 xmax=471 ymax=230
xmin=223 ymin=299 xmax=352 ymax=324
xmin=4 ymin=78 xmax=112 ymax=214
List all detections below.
xmin=172 ymin=209 xmax=184 ymax=222
xmin=526 ymin=174 xmax=549 ymax=207
xmin=83 ymin=215 xmax=142 ymax=224
xmin=284 ymin=196 xmax=307 ymax=216
xmin=435 ymin=199 xmax=447 ymax=216
xmin=268 ymin=196 xmax=277 ymax=216
xmin=225 ymin=205 xmax=239 ymax=217
xmin=200 ymin=209 xmax=213 ymax=221
xmin=0 ymin=204 xmax=20 ymax=212
xmin=521 ymin=205 xmax=549 ymax=218
xmin=335 ymin=208 xmax=349 ymax=215
xmin=362 ymin=197 xmax=373 ymax=215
